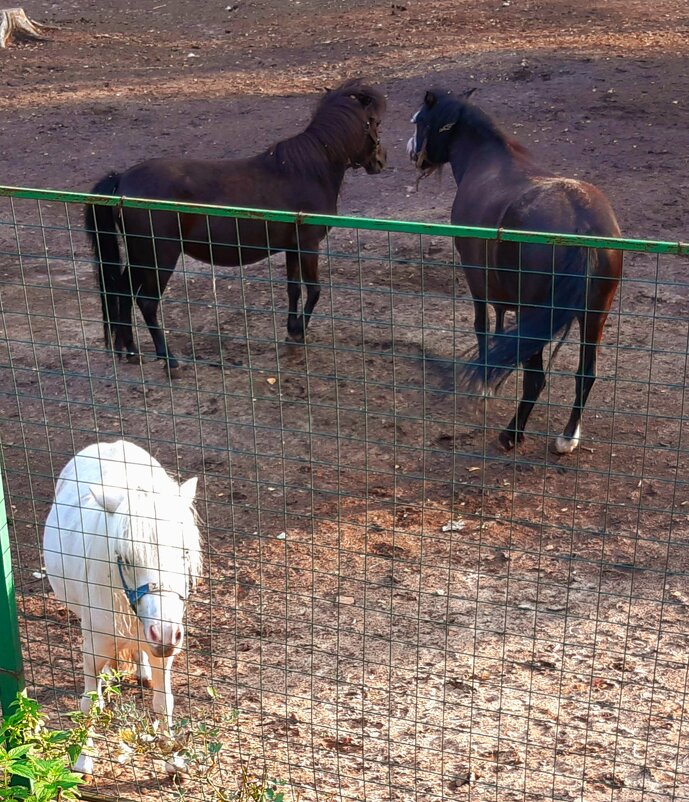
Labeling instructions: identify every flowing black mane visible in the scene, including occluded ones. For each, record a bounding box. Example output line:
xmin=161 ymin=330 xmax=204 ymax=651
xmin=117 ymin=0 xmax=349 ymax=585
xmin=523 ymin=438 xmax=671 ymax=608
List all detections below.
xmin=267 ymin=80 xmax=386 ymax=177
xmin=423 ymin=91 xmax=529 ymax=164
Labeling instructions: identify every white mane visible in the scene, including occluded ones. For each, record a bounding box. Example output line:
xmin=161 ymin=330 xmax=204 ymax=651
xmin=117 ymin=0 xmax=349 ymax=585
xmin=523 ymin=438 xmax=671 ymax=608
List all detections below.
xmin=111 ymin=486 xmax=203 ymax=594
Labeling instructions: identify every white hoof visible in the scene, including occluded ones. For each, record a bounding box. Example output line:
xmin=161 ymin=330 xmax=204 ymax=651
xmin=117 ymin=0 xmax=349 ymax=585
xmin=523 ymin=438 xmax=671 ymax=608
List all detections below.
xmin=165 ymin=754 xmax=187 ymax=775
xmin=75 ymin=752 xmax=94 ymax=776
xmin=555 ymin=425 xmax=581 ymax=454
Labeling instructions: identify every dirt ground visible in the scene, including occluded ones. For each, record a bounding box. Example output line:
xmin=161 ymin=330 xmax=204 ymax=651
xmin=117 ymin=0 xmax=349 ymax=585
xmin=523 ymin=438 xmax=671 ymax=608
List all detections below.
xmin=1 ymin=1 xmax=689 ymax=800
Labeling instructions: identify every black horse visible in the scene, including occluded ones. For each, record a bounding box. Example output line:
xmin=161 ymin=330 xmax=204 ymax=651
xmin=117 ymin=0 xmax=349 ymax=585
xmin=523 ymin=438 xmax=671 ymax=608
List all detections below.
xmin=409 ymin=89 xmax=622 ymax=454
xmin=85 ymin=79 xmax=387 ymax=371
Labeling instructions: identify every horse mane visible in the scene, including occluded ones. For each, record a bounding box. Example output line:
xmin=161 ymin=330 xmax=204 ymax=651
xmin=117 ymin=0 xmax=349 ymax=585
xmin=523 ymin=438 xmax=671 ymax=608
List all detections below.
xmin=112 ymin=487 xmax=203 ymax=588
xmin=427 ymin=91 xmax=531 ymax=161
xmin=265 ymin=79 xmax=386 ymax=177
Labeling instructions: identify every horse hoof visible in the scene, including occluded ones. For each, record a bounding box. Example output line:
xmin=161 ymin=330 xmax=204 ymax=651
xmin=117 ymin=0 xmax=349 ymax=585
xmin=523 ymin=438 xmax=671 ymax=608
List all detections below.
xmin=554 ymin=435 xmax=579 ymax=454
xmin=498 ymin=431 xmax=523 ymax=451
xmin=160 ymin=355 xmax=181 ymax=377
xmin=75 ymin=755 xmax=94 ymax=776
xmin=285 ymin=334 xmax=305 ymax=345
xmin=165 ymin=755 xmax=188 ymax=776
xmin=125 ymin=351 xmax=141 ymax=364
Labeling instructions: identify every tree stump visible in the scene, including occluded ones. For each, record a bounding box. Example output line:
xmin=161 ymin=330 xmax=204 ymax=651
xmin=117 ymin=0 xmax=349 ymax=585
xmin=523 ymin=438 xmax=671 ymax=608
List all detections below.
xmin=0 ymin=7 xmax=50 ymax=47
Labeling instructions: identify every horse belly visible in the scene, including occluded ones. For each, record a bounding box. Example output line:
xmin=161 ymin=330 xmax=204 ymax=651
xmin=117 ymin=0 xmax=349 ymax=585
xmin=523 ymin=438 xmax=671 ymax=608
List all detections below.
xmin=184 ymin=240 xmax=273 ymax=268
xmin=182 ymin=217 xmax=300 ymax=267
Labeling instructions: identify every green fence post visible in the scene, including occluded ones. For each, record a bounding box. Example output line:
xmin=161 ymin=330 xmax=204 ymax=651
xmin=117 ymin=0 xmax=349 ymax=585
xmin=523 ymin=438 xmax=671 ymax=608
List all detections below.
xmin=0 ymin=462 xmax=25 ymax=719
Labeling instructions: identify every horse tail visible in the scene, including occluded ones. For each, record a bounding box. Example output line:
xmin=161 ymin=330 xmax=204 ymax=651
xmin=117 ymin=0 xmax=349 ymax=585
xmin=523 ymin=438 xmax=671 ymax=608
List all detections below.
xmin=84 ymin=173 xmax=123 ymax=348
xmin=460 ymin=247 xmax=594 ymax=394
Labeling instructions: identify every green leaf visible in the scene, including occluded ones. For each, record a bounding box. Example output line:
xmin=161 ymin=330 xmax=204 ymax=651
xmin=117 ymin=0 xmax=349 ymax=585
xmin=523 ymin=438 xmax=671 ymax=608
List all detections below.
xmin=7 ymin=745 xmax=32 ymax=760
xmin=66 ymin=744 xmax=83 ymax=764
xmin=0 ymin=787 xmax=29 ymax=800
xmin=8 ymin=763 xmax=37 ymax=781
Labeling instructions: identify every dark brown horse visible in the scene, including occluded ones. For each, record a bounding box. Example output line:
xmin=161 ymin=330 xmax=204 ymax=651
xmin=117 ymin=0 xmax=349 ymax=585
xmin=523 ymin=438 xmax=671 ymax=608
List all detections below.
xmin=85 ymin=79 xmax=387 ymax=371
xmin=408 ymin=89 xmax=622 ymax=454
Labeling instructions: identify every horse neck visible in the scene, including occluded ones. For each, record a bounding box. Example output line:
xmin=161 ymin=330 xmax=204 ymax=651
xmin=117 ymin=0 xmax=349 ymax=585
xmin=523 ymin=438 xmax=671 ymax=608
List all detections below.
xmin=275 ymin=130 xmax=348 ymax=196
xmin=448 ymin=132 xmax=524 ymax=189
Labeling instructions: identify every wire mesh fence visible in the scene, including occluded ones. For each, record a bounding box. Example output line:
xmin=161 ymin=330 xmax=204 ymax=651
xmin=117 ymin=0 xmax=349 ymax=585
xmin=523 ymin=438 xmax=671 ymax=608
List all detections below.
xmin=1 ymin=185 xmax=689 ymax=802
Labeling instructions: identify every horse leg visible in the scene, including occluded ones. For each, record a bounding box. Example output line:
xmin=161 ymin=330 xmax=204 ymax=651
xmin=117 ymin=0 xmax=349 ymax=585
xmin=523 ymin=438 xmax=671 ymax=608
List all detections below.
xmin=122 ymin=228 xmax=180 ymax=369
xmin=149 ymin=654 xmax=186 ymax=774
xmin=136 ymin=650 xmax=153 ymax=689
xmin=301 ymin=252 xmax=321 ymax=335
xmin=473 ymin=300 xmax=489 ymax=365
xmin=112 ymin=275 xmax=139 ymax=363
xmin=135 ymin=265 xmax=179 ymax=371
xmin=285 ymin=251 xmax=320 ymax=343
xmin=149 ymin=654 xmax=174 ymax=728
xmin=555 ymin=316 xmax=601 ymax=454
xmin=499 ymin=350 xmax=546 ymax=450
xmin=494 ymin=305 xmax=506 ymax=335
xmin=75 ymin=634 xmax=114 ymax=775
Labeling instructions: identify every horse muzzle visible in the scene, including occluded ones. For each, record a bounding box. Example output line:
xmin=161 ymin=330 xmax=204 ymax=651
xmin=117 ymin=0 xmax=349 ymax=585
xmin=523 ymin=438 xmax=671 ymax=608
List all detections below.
xmin=407 ymin=135 xmax=431 ymax=171
xmin=365 ymin=144 xmax=387 ymax=175
xmin=151 ymin=642 xmax=180 ymax=659
xmin=143 ymin=613 xmax=185 ymax=658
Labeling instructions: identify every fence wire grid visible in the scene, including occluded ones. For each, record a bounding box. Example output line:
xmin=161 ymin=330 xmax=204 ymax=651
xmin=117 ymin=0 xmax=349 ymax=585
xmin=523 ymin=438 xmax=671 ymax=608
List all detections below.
xmin=1 ymin=186 xmax=689 ymax=802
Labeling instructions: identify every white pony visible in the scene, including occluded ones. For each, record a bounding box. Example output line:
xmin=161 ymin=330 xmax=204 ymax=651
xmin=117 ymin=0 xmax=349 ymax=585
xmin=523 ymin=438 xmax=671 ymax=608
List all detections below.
xmin=43 ymin=439 xmax=202 ymax=775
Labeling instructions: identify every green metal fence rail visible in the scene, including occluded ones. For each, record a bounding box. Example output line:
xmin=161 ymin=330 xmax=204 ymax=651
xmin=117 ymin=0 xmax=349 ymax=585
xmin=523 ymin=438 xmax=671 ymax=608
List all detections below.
xmin=1 ymin=183 xmax=689 ymax=802
xmin=1 ymin=184 xmax=688 ymax=255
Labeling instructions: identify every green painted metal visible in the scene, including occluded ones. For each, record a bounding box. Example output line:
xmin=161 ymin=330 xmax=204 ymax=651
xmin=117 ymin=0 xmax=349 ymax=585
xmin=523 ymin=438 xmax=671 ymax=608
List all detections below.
xmin=0 ymin=461 xmax=25 ymax=720
xmin=1 ymin=184 xmax=688 ymax=256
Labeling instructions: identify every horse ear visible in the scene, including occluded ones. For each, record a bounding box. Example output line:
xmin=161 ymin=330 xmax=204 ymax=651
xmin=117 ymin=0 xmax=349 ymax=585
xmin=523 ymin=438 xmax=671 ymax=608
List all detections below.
xmin=424 ymin=91 xmax=437 ymax=109
xmin=90 ymin=485 xmax=124 ymax=514
xmin=179 ymin=477 xmax=198 ymax=502
xmin=350 ymin=92 xmax=374 ymax=110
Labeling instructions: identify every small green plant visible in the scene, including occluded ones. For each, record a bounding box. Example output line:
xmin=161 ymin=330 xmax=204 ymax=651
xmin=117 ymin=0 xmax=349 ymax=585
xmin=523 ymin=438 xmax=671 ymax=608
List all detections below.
xmin=0 ymin=693 xmax=87 ymax=802
xmin=84 ymin=679 xmax=293 ymax=802
xmin=0 ymin=679 xmax=295 ymax=802
xmin=233 ymin=766 xmax=287 ymax=802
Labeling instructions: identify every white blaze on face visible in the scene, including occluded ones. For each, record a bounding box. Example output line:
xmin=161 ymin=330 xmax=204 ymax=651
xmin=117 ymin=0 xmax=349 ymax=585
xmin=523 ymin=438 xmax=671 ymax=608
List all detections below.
xmin=407 ymin=108 xmax=422 ymax=160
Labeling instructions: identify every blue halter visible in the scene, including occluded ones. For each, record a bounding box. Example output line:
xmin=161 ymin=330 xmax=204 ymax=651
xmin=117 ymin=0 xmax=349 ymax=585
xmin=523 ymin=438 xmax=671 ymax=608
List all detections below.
xmin=116 ymin=555 xmax=184 ymax=615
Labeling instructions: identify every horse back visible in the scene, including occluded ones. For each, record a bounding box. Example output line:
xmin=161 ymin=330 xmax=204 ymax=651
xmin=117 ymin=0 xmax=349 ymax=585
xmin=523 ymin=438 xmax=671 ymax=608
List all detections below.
xmin=500 ymin=177 xmax=622 ymax=291
xmin=459 ymin=175 xmax=621 ymax=306
xmin=501 ymin=177 xmax=620 ymax=238
xmin=43 ymin=441 xmax=168 ymax=610
xmin=117 ymin=157 xmax=333 ymax=266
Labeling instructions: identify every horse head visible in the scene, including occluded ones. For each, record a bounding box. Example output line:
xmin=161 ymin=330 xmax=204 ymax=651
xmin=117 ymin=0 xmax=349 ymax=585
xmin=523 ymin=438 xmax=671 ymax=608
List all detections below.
xmin=316 ymin=80 xmax=387 ymax=174
xmin=407 ymin=88 xmax=476 ymax=171
xmin=351 ymin=94 xmax=387 ymax=174
xmin=90 ymin=476 xmax=201 ymax=659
